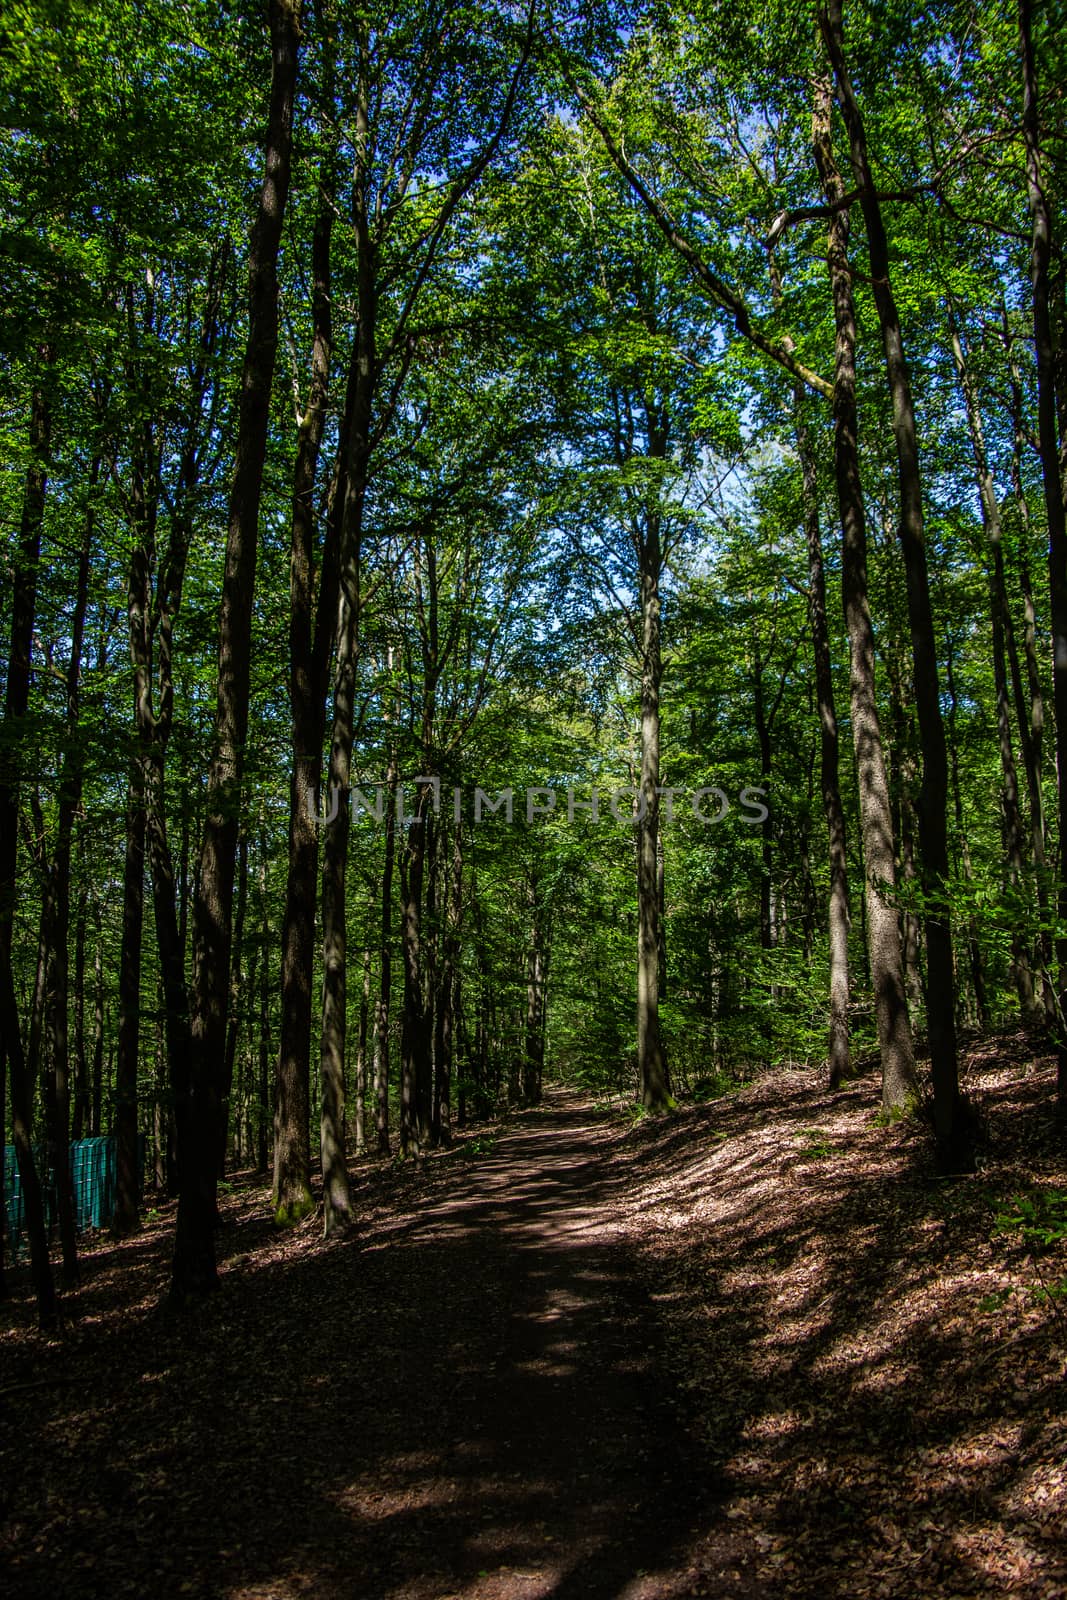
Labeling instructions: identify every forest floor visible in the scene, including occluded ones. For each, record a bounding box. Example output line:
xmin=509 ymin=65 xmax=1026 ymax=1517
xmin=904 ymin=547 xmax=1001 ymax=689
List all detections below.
xmin=1 ymin=1030 xmax=1066 ymax=1600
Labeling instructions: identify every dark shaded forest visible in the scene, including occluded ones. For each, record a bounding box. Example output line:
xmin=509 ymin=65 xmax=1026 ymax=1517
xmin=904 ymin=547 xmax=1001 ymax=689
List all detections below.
xmin=1 ymin=1 xmax=1065 ymax=1593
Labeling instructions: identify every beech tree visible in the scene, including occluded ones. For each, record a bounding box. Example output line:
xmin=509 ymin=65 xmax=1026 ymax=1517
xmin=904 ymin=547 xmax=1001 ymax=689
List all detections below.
xmin=175 ymin=0 xmax=302 ymax=1294
xmin=6 ymin=0 xmax=1067 ymax=1305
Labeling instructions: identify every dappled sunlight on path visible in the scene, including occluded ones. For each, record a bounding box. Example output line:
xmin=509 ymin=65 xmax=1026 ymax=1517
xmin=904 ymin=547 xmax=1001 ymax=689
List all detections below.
xmin=1 ymin=1090 xmax=741 ymax=1600
xmin=5 ymin=1050 xmax=1062 ymax=1600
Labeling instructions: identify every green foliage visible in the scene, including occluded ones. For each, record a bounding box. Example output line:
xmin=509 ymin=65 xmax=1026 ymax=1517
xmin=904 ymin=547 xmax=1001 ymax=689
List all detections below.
xmin=993 ymin=1190 xmax=1067 ymax=1253
xmin=2 ymin=0 xmax=1063 ymax=1207
xmin=796 ymin=1128 xmax=836 ymax=1159
xmin=689 ymin=1072 xmax=738 ymax=1104
xmin=1029 ymin=1279 xmax=1067 ymax=1307
xmin=463 ymin=1136 xmax=497 ymax=1159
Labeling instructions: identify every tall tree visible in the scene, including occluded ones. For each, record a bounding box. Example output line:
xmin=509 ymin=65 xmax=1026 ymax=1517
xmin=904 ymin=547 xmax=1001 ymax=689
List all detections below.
xmin=0 ymin=360 xmax=58 ymax=1324
xmin=315 ymin=0 xmax=535 ymax=1188
xmin=819 ymin=0 xmax=960 ymax=1154
xmin=795 ymin=401 xmax=851 ymax=1085
xmin=37 ymin=459 xmax=99 ymax=1284
xmin=1018 ymin=0 xmax=1067 ymax=1112
xmin=948 ymin=309 xmax=1037 ymax=1019
xmin=175 ymin=0 xmax=302 ymax=1295
xmin=811 ymin=70 xmax=917 ymax=1110
xmin=274 ymin=19 xmax=341 ymax=1224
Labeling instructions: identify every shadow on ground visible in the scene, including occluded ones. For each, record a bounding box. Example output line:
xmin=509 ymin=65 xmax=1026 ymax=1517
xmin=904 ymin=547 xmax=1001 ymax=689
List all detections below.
xmin=1 ymin=1097 xmax=741 ymax=1600
xmin=2 ymin=1045 xmax=1065 ymax=1600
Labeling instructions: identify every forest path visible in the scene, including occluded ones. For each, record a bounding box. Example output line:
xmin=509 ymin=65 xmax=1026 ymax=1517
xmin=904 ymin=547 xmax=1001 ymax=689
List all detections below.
xmin=315 ymin=1088 xmax=728 ymax=1600
xmin=4 ymin=1052 xmax=1065 ymax=1600
xmin=1 ymin=1090 xmax=742 ymax=1600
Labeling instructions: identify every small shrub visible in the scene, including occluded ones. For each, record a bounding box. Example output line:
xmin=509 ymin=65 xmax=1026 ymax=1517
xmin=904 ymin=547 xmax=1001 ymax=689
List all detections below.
xmin=797 ymin=1127 xmax=835 ymax=1159
xmin=993 ymin=1189 xmax=1067 ymax=1251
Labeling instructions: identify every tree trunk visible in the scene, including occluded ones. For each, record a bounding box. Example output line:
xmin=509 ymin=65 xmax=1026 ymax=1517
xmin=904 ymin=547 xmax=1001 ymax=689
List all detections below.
xmin=317 ymin=50 xmax=381 ymax=1219
xmin=318 ymin=580 xmax=358 ymax=1234
xmin=373 ymin=743 xmax=397 ymax=1155
xmin=885 ymin=645 xmax=924 ymax=1011
xmin=151 ymin=994 xmax=164 ymax=1189
xmin=177 ymin=0 xmax=301 ymax=1296
xmin=120 ymin=343 xmax=200 ymax=1245
xmin=637 ymin=501 xmax=671 ymax=1109
xmin=27 ymin=915 xmax=47 ymax=1130
xmin=434 ymin=824 xmax=461 ymax=1144
xmin=220 ymin=831 xmax=248 ymax=1175
xmin=274 ymin=37 xmax=340 ymax=1224
xmin=258 ymin=896 xmax=271 ymax=1174
xmin=821 ymin=1 xmax=959 ymax=1150
xmin=656 ymin=828 xmax=667 ymax=1000
xmin=72 ymin=889 xmax=89 ymax=1141
xmin=795 ymin=405 xmax=851 ymax=1085
xmin=1019 ymin=0 xmax=1067 ymax=1111
xmin=1006 ymin=352 xmax=1056 ymax=1019
xmin=1003 ymin=310 xmax=1051 ymax=883
xmin=113 ymin=762 xmax=145 ymax=1236
xmin=0 ymin=361 xmax=58 ymax=1325
xmin=524 ymin=871 xmax=545 ymax=1105
xmin=0 ymin=996 xmax=5 ymax=1298
xmin=354 ymin=947 xmax=370 ymax=1155
xmin=949 ymin=315 xmax=1037 ymax=1018
xmin=316 ymin=379 xmax=375 ymax=1223
xmin=400 ymin=788 xmax=433 ymax=1153
xmin=943 ymin=637 xmax=989 ymax=1025
xmin=812 ymin=71 xmax=917 ymax=1111
xmin=91 ymin=901 xmax=104 ymax=1137
xmin=422 ymin=809 xmax=441 ymax=1146
xmin=38 ymin=464 xmax=97 ymax=1283
xmin=753 ymin=648 xmax=775 ymax=957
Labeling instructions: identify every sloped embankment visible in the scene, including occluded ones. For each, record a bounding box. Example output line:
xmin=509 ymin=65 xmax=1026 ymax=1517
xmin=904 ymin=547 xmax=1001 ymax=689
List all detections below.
xmin=607 ymin=1035 xmax=1067 ymax=1598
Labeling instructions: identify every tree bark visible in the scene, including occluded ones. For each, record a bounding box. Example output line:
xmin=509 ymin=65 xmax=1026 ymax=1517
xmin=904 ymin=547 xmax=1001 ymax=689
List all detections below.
xmin=258 ymin=884 xmax=271 ymax=1174
xmin=949 ymin=315 xmax=1037 ymax=1018
xmin=274 ymin=20 xmax=340 ymax=1224
xmin=884 ymin=641 xmax=924 ymax=1011
xmin=943 ymin=636 xmax=989 ymax=1024
xmin=317 ymin=322 xmax=376 ymax=1227
xmin=434 ymin=823 xmax=462 ymax=1143
xmin=354 ymin=946 xmax=370 ymax=1154
xmin=113 ymin=755 xmax=145 ymax=1237
xmin=120 ymin=282 xmax=206 ymax=1243
xmin=0 ymin=361 xmax=58 ymax=1325
xmin=91 ymin=900 xmax=104 ymax=1137
xmin=400 ymin=787 xmax=433 ymax=1153
xmin=821 ymin=0 xmax=959 ymax=1153
xmin=812 ymin=71 xmax=917 ymax=1111
xmin=1019 ymin=0 xmax=1067 ymax=1111
xmin=72 ymin=889 xmax=89 ymax=1140
xmin=1003 ymin=314 xmax=1050 ymax=884
xmin=636 ymin=494 xmax=671 ymax=1109
xmin=1005 ymin=341 xmax=1056 ymax=1018
xmin=795 ymin=407 xmax=851 ymax=1085
xmin=373 ymin=742 xmax=398 ymax=1155
xmin=524 ymin=870 xmax=545 ymax=1105
xmin=176 ymin=0 xmax=301 ymax=1295
xmin=220 ymin=831 xmax=248 ymax=1175
xmin=753 ymin=646 xmax=775 ymax=958
xmin=317 ymin=39 xmax=381 ymax=1221
xmin=318 ymin=581 xmax=358 ymax=1231
xmin=38 ymin=462 xmax=98 ymax=1284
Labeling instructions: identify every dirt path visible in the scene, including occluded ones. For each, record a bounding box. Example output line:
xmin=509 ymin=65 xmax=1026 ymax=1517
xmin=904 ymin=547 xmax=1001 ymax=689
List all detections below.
xmin=348 ymin=1091 xmax=716 ymax=1600
xmin=4 ymin=1051 xmax=1064 ymax=1600
xmin=1 ymin=1092 xmax=735 ymax=1600
xmin=299 ymin=1090 xmax=730 ymax=1599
